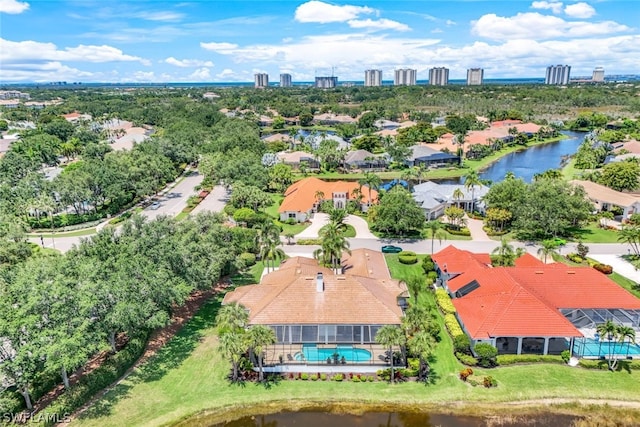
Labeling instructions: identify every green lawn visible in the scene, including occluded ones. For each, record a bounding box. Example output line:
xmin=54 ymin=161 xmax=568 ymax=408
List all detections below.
xmin=229 ymin=262 xmax=269 ymax=287
xmin=70 ymin=253 xmax=640 ymax=426
xmin=568 ymin=222 xmax=620 ymax=243
xmin=27 ymin=228 xmax=98 ymax=238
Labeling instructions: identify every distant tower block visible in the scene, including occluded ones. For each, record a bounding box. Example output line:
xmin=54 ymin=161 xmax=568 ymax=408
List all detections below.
xmin=592 ymin=67 xmax=605 ymax=83
xmin=254 ymin=73 xmax=269 ymax=88
xmin=545 ymin=65 xmax=571 ymax=85
xmin=315 ymin=76 xmax=338 ymax=88
xmin=394 ymin=68 xmax=417 ymax=86
xmin=280 ymin=73 xmax=292 ymax=87
xmin=364 ymin=69 xmax=382 ymax=87
xmin=466 ymin=68 xmax=484 ymax=85
xmin=429 ymin=67 xmax=449 ymax=86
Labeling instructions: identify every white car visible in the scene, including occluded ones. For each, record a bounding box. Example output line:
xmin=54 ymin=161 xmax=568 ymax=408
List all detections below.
xmin=150 ymin=202 xmax=161 ymax=210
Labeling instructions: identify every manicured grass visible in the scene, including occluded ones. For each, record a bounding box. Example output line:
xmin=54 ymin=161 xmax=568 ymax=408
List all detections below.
xmin=609 ymin=271 xmax=640 ymax=299
xmin=385 ymin=253 xmax=428 ymax=280
xmin=73 ymin=256 xmax=640 ymax=427
xmin=28 ymin=228 xmax=98 ymax=238
xmin=229 ymin=262 xmax=269 ymax=287
xmin=568 ymin=222 xmax=620 ymax=243
xmin=277 ymin=220 xmax=310 ymax=236
xmin=265 ymin=194 xmax=284 ymax=219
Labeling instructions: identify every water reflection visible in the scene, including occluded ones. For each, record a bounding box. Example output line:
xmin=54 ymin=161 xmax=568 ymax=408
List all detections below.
xmin=211 ymin=411 xmax=578 ymax=427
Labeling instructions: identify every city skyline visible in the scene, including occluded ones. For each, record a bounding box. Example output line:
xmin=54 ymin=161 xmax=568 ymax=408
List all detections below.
xmin=1 ymin=0 xmax=639 ymax=83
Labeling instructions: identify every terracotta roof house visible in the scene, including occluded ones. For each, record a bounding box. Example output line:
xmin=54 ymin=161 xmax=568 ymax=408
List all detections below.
xmin=262 ymin=133 xmax=293 ymax=144
xmin=223 ymin=249 xmax=407 ymax=366
xmin=432 ymin=246 xmax=640 ymax=358
xmin=412 ymin=181 xmax=489 ymax=220
xmin=313 ymin=113 xmax=357 ymax=125
xmin=276 ymin=151 xmax=320 ymax=169
xmin=571 ymin=180 xmax=639 ymax=219
xmin=279 ymin=177 xmax=377 ymax=222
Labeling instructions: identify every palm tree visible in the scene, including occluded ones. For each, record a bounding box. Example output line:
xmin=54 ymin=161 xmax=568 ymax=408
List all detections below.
xmin=247 ymin=325 xmax=276 ymax=382
xmin=617 ymin=225 xmax=640 ymax=256
xmin=328 ymin=208 xmax=348 ymax=230
xmin=219 ymin=332 xmax=247 ymax=383
xmin=424 ymin=220 xmax=446 ymax=254
xmin=314 ymin=190 xmax=325 ymax=211
xmin=403 ymin=275 xmax=425 ymax=305
xmin=257 ymin=222 xmax=282 ymax=272
xmin=284 ymin=232 xmax=295 ymax=245
xmin=315 ymin=221 xmax=351 ymax=273
xmin=463 ymin=170 xmax=481 ymax=213
xmin=216 ymin=302 xmax=249 ymax=334
xmin=400 ymin=167 xmax=419 ymax=192
xmin=359 ymin=172 xmax=382 ymax=207
xmin=617 ymin=325 xmax=636 ymax=359
xmin=596 ymin=320 xmax=620 ymax=370
xmin=537 ymin=239 xmax=559 ymax=263
xmin=452 ymin=188 xmax=464 ymax=209
xmin=375 ymin=325 xmax=405 ymax=384
xmin=491 ymin=237 xmax=524 ymax=267
xmin=408 ymin=330 xmax=435 ymax=382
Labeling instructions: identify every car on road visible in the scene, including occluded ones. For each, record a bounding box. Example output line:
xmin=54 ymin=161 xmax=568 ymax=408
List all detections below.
xmin=150 ymin=202 xmax=161 ymax=210
xmin=381 ymin=245 xmax=403 ymax=253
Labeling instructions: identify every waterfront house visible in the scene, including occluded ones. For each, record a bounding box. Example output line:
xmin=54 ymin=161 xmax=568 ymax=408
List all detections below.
xmin=412 ymin=181 xmax=489 ymax=220
xmin=571 ymin=180 xmax=640 ymax=220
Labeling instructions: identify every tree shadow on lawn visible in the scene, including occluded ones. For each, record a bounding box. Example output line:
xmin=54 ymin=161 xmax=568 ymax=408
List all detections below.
xmin=79 ymin=298 xmax=221 ymax=420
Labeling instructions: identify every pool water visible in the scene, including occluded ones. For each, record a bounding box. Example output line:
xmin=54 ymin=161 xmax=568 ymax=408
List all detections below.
xmin=295 ymin=345 xmax=372 ymax=362
xmin=574 ymin=338 xmax=640 ymax=358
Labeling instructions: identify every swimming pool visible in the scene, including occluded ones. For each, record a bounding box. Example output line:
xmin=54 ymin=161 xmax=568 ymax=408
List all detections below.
xmin=294 ymin=345 xmax=373 ymax=362
xmin=573 ymin=338 xmax=640 ymax=358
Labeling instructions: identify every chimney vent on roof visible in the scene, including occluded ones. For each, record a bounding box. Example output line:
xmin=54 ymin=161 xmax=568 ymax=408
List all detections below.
xmin=316 ymin=272 xmax=324 ymax=292
xmin=535 ymin=271 xmax=544 ymax=274
xmin=567 ymin=270 xmax=575 ymax=274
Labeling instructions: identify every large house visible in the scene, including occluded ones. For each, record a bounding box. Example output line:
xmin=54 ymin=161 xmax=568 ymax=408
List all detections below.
xmin=432 ymin=246 xmax=640 ymax=358
xmin=222 ymin=249 xmax=407 ymax=365
xmin=412 ymin=181 xmax=489 ymax=220
xmin=405 ymin=144 xmax=459 ymax=168
xmin=571 ymin=180 xmax=640 ymax=220
xmin=279 ymin=177 xmax=377 ymax=222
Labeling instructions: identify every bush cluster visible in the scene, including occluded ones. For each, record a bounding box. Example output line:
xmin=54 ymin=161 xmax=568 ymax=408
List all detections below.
xmin=398 ymin=250 xmax=418 ymax=264
xmin=444 ymin=314 xmax=464 ymax=338
xmin=453 ymin=334 xmax=471 ymax=354
xmin=459 ymin=368 xmax=474 ymax=381
xmin=566 ymin=253 xmax=585 ymax=263
xmin=456 ymin=352 xmax=478 ymax=366
xmin=474 ymin=343 xmax=498 ymax=368
xmin=496 ymin=354 xmax=565 ymax=365
xmin=421 ymin=255 xmax=435 ymax=273
xmin=483 ymin=375 xmax=498 ymax=388
xmin=238 ymin=252 xmax=256 ymax=267
xmin=296 ymin=238 xmax=322 ymax=245
xmin=593 ymin=263 xmax=613 ymax=274
xmin=435 ymin=289 xmax=456 ymax=314
xmin=446 ymin=227 xmax=471 ymax=236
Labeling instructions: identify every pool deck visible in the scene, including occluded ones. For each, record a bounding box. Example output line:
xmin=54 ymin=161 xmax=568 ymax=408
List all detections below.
xmin=263 ymin=364 xmax=386 ymax=374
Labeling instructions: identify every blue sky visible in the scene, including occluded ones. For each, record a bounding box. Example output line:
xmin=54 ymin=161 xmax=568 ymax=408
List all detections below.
xmin=1 ymin=0 xmax=638 ymax=83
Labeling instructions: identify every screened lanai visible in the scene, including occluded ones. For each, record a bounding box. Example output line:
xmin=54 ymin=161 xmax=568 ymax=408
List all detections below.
xmin=561 ymin=308 xmax=640 ymax=329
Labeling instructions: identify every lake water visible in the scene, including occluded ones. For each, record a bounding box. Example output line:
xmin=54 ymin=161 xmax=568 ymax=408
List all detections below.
xmin=439 ymin=131 xmax=586 ymax=185
xmin=205 ymin=411 xmax=579 ymax=427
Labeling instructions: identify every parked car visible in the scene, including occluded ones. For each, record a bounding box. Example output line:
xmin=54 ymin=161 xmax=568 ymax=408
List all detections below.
xmin=381 ymin=245 xmax=403 ymax=253
xmin=150 ymin=201 xmax=161 ymax=210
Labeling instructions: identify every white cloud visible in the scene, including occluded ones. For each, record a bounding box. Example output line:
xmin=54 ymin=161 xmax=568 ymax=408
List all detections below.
xmin=0 ymin=0 xmax=29 ymax=14
xmin=472 ymin=13 xmax=628 ymax=41
xmin=564 ymin=2 xmax=596 ymax=19
xmin=531 ymin=1 xmax=564 ymax=14
xmin=134 ymin=11 xmax=185 ymax=22
xmin=189 ymin=67 xmax=211 ymax=80
xmin=200 ymin=42 xmax=239 ymax=53
xmin=294 ymin=0 xmax=375 ymax=24
xmin=347 ymin=18 xmax=410 ymax=32
xmin=445 ymin=20 xmax=456 ymax=26
xmin=165 ymin=57 xmax=214 ymax=67
xmin=0 ymin=39 xmax=149 ymax=64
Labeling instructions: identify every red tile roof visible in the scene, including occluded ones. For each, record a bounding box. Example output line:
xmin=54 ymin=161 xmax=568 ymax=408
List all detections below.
xmin=279 ymin=177 xmax=378 ymax=214
xmin=433 ymin=246 xmax=640 ymax=339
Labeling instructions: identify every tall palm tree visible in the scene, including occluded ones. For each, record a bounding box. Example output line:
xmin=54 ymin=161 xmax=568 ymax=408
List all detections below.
xmin=596 ymin=320 xmax=620 ymax=370
xmin=315 ymin=221 xmax=351 ymax=273
xmin=216 ymin=302 xmax=249 ymax=334
xmin=359 ymin=172 xmax=382 ymax=207
xmin=400 ymin=167 xmax=419 ymax=192
xmin=491 ymin=237 xmax=524 ymax=267
xmin=314 ymin=190 xmax=325 ymax=211
xmin=257 ymin=222 xmax=282 ymax=272
xmin=463 ymin=170 xmax=481 ymax=213
xmin=247 ymin=325 xmax=276 ymax=382
xmin=408 ymin=330 xmax=435 ymax=382
xmin=452 ymin=188 xmax=464 ymax=209
xmin=403 ymin=275 xmax=425 ymax=305
xmin=375 ymin=325 xmax=405 ymax=384
xmin=219 ymin=332 xmax=247 ymax=383
xmin=328 ymin=208 xmax=348 ymax=230
xmin=617 ymin=325 xmax=636 ymax=359
xmin=537 ymin=239 xmax=559 ymax=263
xmin=424 ymin=220 xmax=446 ymax=254
xmin=617 ymin=225 xmax=640 ymax=256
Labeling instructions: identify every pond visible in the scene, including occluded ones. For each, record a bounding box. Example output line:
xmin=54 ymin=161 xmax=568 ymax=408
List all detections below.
xmin=439 ymin=131 xmax=587 ymax=185
xmin=205 ymin=411 xmax=579 ymax=427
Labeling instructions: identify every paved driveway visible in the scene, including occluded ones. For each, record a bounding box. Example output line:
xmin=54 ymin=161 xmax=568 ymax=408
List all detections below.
xmin=295 ymin=213 xmax=329 ymax=239
xmin=191 ymin=185 xmax=228 ymax=214
xmin=590 ymin=254 xmax=640 ymax=283
xmin=345 ymin=215 xmax=377 ymax=239
xmin=141 ymin=172 xmax=203 ymax=221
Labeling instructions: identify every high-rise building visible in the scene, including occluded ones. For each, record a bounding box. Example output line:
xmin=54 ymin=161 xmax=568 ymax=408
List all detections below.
xmin=545 ymin=65 xmax=571 ymax=85
xmin=394 ymin=68 xmax=417 ymax=86
xmin=429 ymin=67 xmax=449 ymax=86
xmin=279 ymin=73 xmax=292 ymax=87
xmin=592 ymin=67 xmax=605 ymax=83
xmin=466 ymin=68 xmax=484 ymax=85
xmin=315 ymin=76 xmax=338 ymax=88
xmin=254 ymin=73 xmax=269 ymax=88
xmin=364 ymin=69 xmax=382 ymax=87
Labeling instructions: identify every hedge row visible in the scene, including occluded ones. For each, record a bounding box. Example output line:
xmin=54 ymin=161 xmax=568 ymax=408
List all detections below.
xmin=444 ymin=313 xmax=464 ymax=338
xmin=435 ymin=289 xmax=456 ymax=314
xmin=446 ymin=228 xmax=471 ymax=236
xmin=398 ymin=251 xmax=418 ymax=264
xmin=578 ymin=359 xmax=640 ymax=370
xmin=297 ymin=239 xmax=322 ymax=245
xmin=496 ymin=354 xmax=565 ymax=365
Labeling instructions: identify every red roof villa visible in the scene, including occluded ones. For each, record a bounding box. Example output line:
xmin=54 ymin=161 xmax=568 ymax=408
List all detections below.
xmin=432 ymin=246 xmax=640 ymax=358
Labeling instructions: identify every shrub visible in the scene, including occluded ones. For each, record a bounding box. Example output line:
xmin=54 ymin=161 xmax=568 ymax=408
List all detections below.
xmin=300 ymin=373 xmax=309 ymax=380
xmin=497 ymin=354 xmax=564 ymax=365
xmin=367 ymin=375 xmax=375 ymax=382
xmin=421 ymin=255 xmax=435 ymax=273
xmin=398 ymin=251 xmax=418 ymax=264
xmin=453 ymin=334 xmax=471 ymax=354
xmin=435 ymin=289 xmax=456 ymax=314
xmin=427 ymin=271 xmax=438 ymax=282
xmin=474 ymin=343 xmax=498 ymax=368
xmin=447 ymin=227 xmax=471 ymax=236
xmin=332 ymin=373 xmax=344 ymax=381
xmin=296 ymin=238 xmax=322 ymax=245
xmin=566 ymin=253 xmax=584 ymax=264
xmin=320 ymin=373 xmax=327 ymax=381
xmin=593 ymin=263 xmax=613 ymax=274
xmin=444 ymin=314 xmax=464 ymax=338
xmin=456 ymin=352 xmax=478 ymax=366
xmin=459 ymin=368 xmax=474 ymax=381
xmin=576 ymin=242 xmax=589 ymax=258
xmin=483 ymin=376 xmax=498 ymax=388
xmin=238 ymin=252 xmax=256 ymax=267
xmin=285 ymin=218 xmax=296 ymax=225
xmin=561 ymin=350 xmax=571 ymax=363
